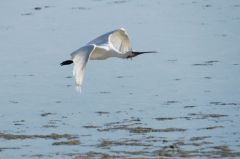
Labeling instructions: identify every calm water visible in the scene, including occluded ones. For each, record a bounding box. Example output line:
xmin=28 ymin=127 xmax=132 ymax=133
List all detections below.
xmin=0 ymin=0 xmax=240 ymax=158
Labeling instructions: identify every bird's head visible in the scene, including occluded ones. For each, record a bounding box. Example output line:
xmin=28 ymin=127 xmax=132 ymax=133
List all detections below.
xmin=126 ymin=51 xmax=137 ymax=59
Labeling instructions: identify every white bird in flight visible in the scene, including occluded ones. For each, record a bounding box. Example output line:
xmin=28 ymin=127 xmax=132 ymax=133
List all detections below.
xmin=61 ymin=28 xmax=156 ymax=90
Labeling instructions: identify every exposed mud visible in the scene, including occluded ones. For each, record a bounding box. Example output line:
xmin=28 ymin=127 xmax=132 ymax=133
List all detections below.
xmin=155 ymin=144 xmax=240 ymax=158
xmin=0 ymin=132 xmax=77 ymax=140
xmin=97 ymin=139 xmax=151 ymax=148
xmin=192 ymin=60 xmax=220 ymax=66
xmin=128 ymin=127 xmax=187 ymax=133
xmin=52 ymin=140 xmax=80 ymax=146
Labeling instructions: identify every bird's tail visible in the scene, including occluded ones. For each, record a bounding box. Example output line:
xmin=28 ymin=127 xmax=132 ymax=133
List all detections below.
xmin=132 ymin=51 xmax=157 ymax=56
xmin=60 ymin=60 xmax=73 ymax=66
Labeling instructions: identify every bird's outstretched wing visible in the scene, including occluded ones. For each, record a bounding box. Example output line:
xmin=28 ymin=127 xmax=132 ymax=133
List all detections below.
xmin=87 ymin=28 xmax=132 ymax=54
xmin=87 ymin=30 xmax=114 ymax=46
xmin=71 ymin=45 xmax=95 ymax=88
xmin=109 ymin=28 xmax=132 ymax=54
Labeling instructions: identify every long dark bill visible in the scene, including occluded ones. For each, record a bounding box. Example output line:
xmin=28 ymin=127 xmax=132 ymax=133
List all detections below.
xmin=132 ymin=51 xmax=157 ymax=56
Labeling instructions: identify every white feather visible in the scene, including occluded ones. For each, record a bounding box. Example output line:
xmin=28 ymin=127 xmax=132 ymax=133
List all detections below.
xmin=65 ymin=28 xmax=136 ymax=90
xmin=71 ymin=45 xmax=95 ymax=87
xmin=88 ymin=28 xmax=132 ymax=54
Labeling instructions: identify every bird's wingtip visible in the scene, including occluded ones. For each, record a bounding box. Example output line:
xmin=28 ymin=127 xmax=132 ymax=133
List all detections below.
xmin=75 ymin=85 xmax=82 ymax=93
xmin=119 ymin=27 xmax=126 ymax=31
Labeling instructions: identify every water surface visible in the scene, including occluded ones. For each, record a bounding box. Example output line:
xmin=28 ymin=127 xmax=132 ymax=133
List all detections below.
xmin=0 ymin=0 xmax=240 ymax=158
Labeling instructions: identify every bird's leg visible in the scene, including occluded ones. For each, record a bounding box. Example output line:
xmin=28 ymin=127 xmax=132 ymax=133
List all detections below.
xmin=126 ymin=57 xmax=133 ymax=60
xmin=126 ymin=54 xmax=134 ymax=59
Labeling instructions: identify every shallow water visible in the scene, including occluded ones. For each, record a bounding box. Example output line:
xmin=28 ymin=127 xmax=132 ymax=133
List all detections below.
xmin=0 ymin=0 xmax=240 ymax=158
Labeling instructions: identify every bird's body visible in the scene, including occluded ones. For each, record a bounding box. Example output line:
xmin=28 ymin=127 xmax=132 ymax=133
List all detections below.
xmin=61 ymin=28 xmax=155 ymax=89
xmin=88 ymin=28 xmax=132 ymax=60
